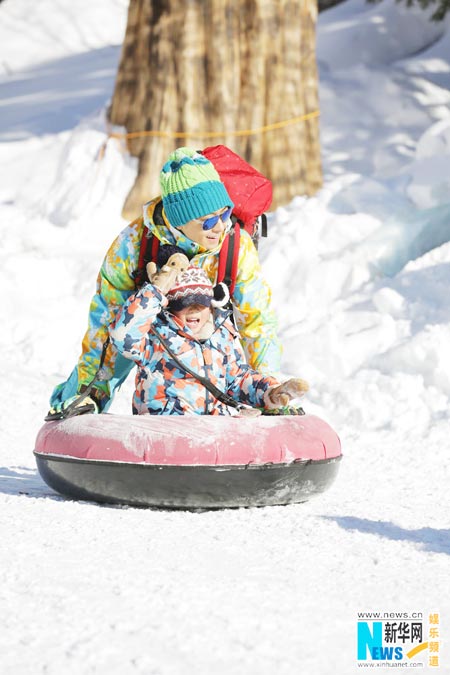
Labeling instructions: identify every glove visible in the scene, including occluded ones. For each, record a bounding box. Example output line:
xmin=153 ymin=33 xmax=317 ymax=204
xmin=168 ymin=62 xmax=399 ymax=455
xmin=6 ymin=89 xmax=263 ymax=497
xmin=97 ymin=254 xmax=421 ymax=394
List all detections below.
xmin=45 ymin=394 xmax=99 ymax=421
xmin=146 ymin=252 xmax=189 ymax=295
xmin=266 ymin=378 xmax=309 ymax=409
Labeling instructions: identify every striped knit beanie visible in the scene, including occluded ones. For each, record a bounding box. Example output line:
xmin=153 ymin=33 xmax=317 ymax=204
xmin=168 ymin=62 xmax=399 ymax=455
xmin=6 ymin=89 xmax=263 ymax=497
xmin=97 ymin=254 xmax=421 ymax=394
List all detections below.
xmin=166 ymin=267 xmax=230 ymax=312
xmin=166 ymin=267 xmax=214 ymax=311
xmin=160 ymin=147 xmax=233 ymax=228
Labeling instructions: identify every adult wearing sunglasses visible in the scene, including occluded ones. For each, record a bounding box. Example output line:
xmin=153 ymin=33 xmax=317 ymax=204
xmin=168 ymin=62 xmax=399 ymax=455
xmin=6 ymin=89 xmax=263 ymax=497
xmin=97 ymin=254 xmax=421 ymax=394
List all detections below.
xmin=48 ymin=147 xmax=283 ymax=417
xmin=177 ymin=206 xmax=233 ymax=250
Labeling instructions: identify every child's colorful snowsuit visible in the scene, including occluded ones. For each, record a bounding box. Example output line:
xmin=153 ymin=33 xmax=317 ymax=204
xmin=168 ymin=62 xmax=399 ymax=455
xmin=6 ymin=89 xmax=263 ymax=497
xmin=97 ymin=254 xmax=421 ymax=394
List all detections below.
xmin=109 ymin=282 xmax=279 ymax=415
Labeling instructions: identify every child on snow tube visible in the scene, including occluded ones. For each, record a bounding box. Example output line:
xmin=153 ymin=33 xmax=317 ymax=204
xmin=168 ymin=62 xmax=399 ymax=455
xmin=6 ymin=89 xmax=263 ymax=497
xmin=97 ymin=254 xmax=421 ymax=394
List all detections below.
xmin=109 ymin=259 xmax=308 ymax=416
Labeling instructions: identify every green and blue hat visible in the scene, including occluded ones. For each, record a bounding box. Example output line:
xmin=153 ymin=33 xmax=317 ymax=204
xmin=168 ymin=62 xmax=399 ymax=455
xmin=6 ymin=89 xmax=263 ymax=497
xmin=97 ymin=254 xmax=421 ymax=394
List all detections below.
xmin=160 ymin=147 xmax=233 ymax=228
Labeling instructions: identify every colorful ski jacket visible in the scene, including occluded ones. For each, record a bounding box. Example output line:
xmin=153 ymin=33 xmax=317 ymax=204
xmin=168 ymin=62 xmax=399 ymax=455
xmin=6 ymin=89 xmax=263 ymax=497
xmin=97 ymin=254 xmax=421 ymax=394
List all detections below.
xmin=50 ymin=197 xmax=282 ymax=411
xmin=109 ymin=283 xmax=279 ymax=415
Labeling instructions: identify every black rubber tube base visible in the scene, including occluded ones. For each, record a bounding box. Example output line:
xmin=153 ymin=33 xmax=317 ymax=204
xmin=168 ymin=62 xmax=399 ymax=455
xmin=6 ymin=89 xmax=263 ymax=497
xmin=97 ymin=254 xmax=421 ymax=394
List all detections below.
xmin=34 ymin=453 xmax=341 ymax=509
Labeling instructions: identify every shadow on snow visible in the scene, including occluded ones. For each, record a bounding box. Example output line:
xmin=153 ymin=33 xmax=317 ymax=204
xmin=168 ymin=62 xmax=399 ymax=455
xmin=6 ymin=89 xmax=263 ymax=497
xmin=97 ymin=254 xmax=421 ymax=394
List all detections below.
xmin=0 ymin=465 xmax=63 ymax=501
xmin=0 ymin=46 xmax=120 ymax=140
xmin=324 ymin=515 xmax=450 ymax=556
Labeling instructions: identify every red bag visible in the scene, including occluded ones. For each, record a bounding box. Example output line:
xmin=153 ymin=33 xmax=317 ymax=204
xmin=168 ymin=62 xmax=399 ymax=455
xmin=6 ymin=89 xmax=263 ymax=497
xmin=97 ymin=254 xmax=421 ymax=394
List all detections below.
xmin=201 ymin=145 xmax=272 ymax=238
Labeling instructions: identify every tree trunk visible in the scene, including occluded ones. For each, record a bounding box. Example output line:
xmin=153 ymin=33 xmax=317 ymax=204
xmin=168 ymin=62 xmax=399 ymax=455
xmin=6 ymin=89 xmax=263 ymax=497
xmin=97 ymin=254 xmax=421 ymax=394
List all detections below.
xmin=109 ymin=0 xmax=322 ymax=220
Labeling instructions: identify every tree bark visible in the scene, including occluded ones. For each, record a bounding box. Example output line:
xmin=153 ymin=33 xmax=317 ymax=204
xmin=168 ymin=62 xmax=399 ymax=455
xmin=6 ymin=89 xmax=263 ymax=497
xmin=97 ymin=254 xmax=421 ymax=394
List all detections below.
xmin=109 ymin=0 xmax=322 ymax=220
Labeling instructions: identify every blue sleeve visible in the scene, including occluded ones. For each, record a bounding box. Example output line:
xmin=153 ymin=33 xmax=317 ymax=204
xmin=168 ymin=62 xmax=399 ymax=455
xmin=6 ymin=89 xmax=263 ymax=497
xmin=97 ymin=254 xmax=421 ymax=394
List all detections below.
xmin=109 ymin=283 xmax=165 ymax=364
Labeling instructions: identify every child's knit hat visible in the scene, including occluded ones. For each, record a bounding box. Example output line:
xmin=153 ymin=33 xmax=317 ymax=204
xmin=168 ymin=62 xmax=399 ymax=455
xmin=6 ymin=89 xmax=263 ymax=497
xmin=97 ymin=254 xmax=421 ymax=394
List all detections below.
xmin=167 ymin=267 xmax=229 ymax=312
xmin=160 ymin=147 xmax=233 ymax=228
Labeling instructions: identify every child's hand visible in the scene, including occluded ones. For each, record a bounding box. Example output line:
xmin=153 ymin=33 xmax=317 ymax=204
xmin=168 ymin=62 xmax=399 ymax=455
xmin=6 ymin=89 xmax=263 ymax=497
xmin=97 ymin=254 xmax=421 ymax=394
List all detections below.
xmin=267 ymin=378 xmax=309 ymax=408
xmin=146 ymin=253 xmax=189 ymax=295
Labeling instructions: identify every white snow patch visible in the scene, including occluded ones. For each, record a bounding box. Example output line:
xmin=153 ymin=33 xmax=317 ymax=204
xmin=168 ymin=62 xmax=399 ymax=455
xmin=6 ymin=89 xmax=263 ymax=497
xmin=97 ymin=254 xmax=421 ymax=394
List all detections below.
xmin=1 ymin=1 xmax=450 ymax=673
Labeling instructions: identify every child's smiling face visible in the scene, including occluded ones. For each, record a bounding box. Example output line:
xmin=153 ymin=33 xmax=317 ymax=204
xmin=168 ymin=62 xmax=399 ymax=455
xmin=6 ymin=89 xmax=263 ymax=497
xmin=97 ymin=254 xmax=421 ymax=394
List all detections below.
xmin=172 ymin=304 xmax=212 ymax=336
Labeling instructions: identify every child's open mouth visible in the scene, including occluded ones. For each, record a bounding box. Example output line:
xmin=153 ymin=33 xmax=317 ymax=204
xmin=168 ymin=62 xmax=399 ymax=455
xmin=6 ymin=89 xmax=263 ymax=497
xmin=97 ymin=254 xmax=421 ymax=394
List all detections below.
xmin=186 ymin=317 xmax=200 ymax=326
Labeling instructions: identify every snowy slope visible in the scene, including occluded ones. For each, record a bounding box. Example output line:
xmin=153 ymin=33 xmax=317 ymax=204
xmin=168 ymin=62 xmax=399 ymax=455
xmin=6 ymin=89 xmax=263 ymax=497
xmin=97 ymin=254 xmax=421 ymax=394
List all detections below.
xmin=0 ymin=1 xmax=449 ymax=673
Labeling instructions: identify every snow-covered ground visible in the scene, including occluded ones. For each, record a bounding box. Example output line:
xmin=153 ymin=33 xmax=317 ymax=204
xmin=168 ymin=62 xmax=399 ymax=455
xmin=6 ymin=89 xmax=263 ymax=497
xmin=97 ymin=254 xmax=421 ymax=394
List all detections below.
xmin=0 ymin=0 xmax=449 ymax=673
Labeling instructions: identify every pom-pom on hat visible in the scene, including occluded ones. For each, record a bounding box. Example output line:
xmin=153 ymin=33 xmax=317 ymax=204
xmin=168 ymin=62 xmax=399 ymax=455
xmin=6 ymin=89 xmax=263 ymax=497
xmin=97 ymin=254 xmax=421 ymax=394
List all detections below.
xmin=160 ymin=147 xmax=233 ymax=228
xmin=167 ymin=267 xmax=229 ymax=312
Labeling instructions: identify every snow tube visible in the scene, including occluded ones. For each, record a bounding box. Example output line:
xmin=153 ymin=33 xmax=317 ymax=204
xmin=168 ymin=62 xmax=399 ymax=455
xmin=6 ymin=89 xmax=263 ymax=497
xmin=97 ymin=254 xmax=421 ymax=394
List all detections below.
xmin=34 ymin=414 xmax=342 ymax=509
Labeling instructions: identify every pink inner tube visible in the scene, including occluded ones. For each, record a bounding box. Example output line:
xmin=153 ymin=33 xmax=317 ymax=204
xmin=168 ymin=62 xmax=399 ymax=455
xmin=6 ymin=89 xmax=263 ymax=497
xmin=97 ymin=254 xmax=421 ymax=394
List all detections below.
xmin=35 ymin=414 xmax=341 ymax=466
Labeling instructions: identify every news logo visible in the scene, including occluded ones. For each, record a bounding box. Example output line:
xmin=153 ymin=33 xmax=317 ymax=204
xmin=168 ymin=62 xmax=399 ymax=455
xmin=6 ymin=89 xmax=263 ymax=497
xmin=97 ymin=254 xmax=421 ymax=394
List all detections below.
xmin=357 ymin=612 xmax=441 ymax=668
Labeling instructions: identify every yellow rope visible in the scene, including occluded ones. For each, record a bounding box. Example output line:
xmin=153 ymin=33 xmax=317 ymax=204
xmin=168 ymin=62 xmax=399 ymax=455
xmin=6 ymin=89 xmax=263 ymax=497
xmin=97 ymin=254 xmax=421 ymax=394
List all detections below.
xmin=107 ymin=109 xmax=320 ymax=143
xmin=96 ymin=109 xmax=320 ymax=162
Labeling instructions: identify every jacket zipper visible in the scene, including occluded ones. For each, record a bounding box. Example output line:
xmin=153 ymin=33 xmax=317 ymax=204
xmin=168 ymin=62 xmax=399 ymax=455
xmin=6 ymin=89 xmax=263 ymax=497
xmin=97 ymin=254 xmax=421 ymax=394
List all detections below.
xmin=198 ymin=343 xmax=211 ymax=414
